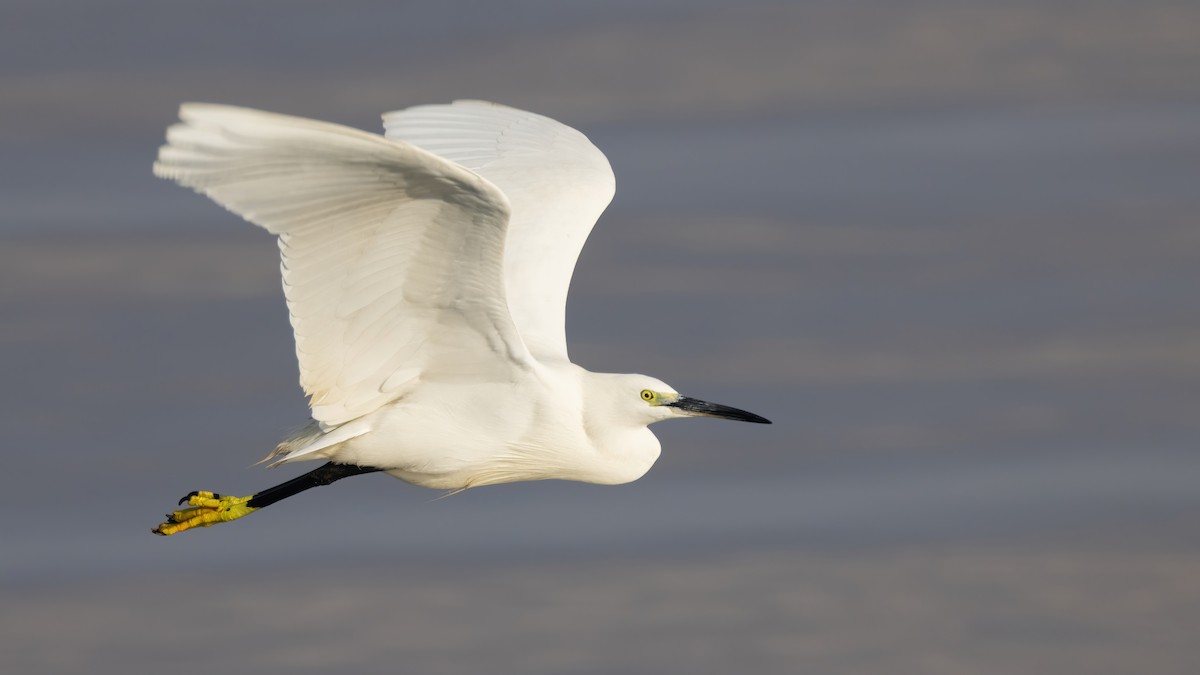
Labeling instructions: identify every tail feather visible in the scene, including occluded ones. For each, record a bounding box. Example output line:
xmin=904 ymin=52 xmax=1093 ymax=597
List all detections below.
xmin=260 ymin=417 xmax=373 ymax=467
xmin=258 ymin=419 xmax=325 ymax=466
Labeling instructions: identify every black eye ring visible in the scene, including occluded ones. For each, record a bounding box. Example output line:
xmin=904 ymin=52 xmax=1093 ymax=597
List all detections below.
xmin=641 ymin=389 xmax=655 ymax=401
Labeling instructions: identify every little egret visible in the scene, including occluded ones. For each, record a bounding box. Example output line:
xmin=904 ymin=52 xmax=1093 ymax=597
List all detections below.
xmin=151 ymin=101 xmax=770 ymax=536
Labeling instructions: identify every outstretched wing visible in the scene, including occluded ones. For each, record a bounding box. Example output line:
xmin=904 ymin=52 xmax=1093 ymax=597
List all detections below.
xmin=382 ymin=100 xmax=615 ymax=362
xmin=154 ymin=104 xmax=532 ymax=427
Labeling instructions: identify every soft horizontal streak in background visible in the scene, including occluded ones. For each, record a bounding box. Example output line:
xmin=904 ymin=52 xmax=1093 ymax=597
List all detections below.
xmin=6 ymin=547 xmax=1200 ymax=675
xmin=2 ymin=0 xmax=1199 ymax=673
xmin=4 ymin=1 xmax=1200 ymax=141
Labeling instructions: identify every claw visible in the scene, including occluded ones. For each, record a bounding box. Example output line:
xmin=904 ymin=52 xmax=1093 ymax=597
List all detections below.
xmin=178 ymin=490 xmax=218 ymax=505
xmin=154 ymin=491 xmax=257 ymax=536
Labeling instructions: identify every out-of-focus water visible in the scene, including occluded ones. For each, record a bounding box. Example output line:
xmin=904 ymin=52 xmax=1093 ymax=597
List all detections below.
xmin=3 ymin=1 xmax=1199 ymax=673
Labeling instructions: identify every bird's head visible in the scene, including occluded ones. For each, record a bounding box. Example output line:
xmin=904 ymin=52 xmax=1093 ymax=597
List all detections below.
xmin=616 ymin=374 xmax=772 ymax=427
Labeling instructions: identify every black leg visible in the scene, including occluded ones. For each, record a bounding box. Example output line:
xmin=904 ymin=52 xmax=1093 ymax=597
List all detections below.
xmin=155 ymin=462 xmax=386 ymax=536
xmin=245 ymin=462 xmax=382 ymax=509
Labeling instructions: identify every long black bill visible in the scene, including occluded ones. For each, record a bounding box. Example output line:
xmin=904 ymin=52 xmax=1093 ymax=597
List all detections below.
xmin=667 ymin=396 xmax=772 ymax=424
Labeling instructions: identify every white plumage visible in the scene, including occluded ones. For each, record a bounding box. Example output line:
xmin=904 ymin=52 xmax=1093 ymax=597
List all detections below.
xmin=154 ymin=101 xmax=768 ymax=493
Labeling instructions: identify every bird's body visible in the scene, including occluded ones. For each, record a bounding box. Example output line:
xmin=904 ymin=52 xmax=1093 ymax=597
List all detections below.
xmin=151 ymin=101 xmax=767 ymax=535
xmin=318 ymin=368 xmax=663 ymax=489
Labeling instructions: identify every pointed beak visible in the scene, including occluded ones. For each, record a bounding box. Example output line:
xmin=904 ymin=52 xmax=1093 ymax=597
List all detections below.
xmin=666 ymin=396 xmax=772 ymax=424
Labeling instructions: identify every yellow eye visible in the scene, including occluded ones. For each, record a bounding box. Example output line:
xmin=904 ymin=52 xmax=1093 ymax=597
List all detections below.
xmin=641 ymin=389 xmax=656 ymax=402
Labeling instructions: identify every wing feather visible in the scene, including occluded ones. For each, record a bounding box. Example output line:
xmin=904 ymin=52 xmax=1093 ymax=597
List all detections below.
xmin=154 ymin=104 xmax=532 ymax=427
xmin=382 ymin=100 xmax=615 ymax=362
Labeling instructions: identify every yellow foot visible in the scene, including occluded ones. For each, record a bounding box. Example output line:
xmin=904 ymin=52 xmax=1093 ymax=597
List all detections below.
xmin=152 ymin=491 xmax=258 ymax=536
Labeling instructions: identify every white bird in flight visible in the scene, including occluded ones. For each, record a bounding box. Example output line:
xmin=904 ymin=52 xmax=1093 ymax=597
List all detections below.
xmin=151 ymin=101 xmax=769 ymax=536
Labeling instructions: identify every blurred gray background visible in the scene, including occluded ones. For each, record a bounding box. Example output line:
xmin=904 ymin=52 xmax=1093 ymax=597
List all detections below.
xmin=2 ymin=1 xmax=1199 ymax=673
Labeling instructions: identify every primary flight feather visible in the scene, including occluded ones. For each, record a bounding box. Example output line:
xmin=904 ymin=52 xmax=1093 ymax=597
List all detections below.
xmin=151 ymin=101 xmax=769 ymax=536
